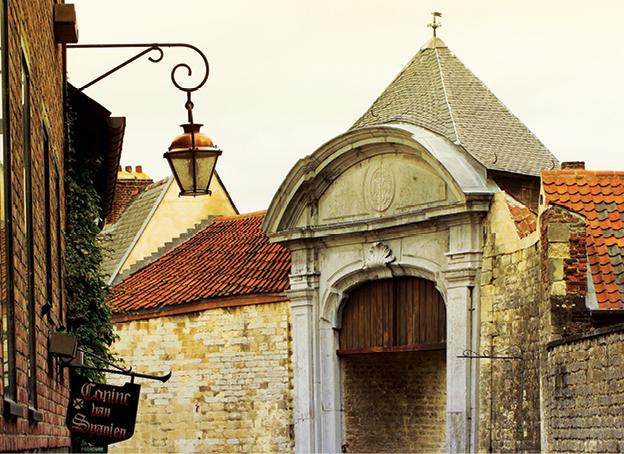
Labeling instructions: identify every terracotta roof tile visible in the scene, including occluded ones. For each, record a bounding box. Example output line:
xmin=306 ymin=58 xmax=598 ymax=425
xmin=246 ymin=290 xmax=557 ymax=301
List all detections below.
xmin=543 ymin=169 xmax=624 ymax=309
xmin=110 ymin=212 xmax=291 ymax=314
xmin=505 ymin=193 xmax=537 ymax=239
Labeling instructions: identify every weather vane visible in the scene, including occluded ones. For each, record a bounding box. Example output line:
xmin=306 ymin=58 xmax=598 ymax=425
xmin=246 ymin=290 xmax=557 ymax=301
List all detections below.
xmin=428 ymin=12 xmax=442 ymax=37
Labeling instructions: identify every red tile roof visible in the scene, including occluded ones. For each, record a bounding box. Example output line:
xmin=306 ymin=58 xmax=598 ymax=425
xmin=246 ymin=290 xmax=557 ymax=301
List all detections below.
xmin=110 ymin=211 xmax=291 ymax=313
xmin=542 ymin=170 xmax=624 ymax=309
xmin=505 ymin=193 xmax=537 ymax=239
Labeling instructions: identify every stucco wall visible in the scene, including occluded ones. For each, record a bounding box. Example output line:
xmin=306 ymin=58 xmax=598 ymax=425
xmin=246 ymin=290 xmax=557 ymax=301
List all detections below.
xmin=545 ymin=328 xmax=624 ymax=453
xmin=108 ymin=301 xmax=293 ymax=453
xmin=121 ymin=175 xmax=237 ymax=273
xmin=342 ymin=351 xmax=446 ymax=453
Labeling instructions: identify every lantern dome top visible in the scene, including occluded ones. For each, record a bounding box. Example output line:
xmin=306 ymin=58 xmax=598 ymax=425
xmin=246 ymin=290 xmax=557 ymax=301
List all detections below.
xmin=168 ymin=123 xmax=217 ymax=151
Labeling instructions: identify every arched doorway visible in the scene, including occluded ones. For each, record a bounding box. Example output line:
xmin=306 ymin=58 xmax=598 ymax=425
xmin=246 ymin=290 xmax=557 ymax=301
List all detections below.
xmin=339 ymin=277 xmax=447 ymax=453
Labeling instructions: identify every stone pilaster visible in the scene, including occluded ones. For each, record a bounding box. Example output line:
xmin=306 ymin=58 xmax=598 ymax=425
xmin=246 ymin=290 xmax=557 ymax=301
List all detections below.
xmin=287 ymin=244 xmax=320 ymax=453
xmin=444 ymin=219 xmax=483 ymax=453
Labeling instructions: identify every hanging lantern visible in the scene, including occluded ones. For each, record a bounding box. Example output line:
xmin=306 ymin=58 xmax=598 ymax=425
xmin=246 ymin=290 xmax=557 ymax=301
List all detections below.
xmin=164 ymin=123 xmax=222 ymax=196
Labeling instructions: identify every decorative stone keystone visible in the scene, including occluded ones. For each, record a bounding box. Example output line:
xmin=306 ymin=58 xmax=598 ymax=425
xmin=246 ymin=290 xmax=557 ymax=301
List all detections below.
xmin=364 ymin=242 xmax=395 ymax=269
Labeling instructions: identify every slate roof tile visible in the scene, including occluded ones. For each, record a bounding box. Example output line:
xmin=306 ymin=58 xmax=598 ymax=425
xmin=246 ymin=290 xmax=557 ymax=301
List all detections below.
xmin=543 ymin=170 xmax=624 ymax=309
xmin=352 ymin=37 xmax=558 ymax=176
xmin=110 ymin=212 xmax=291 ymax=314
xmin=100 ymin=179 xmax=170 ymax=280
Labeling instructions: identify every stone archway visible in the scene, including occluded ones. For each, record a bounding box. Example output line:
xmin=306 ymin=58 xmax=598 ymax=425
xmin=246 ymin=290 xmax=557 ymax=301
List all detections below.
xmin=338 ymin=277 xmax=447 ymax=453
xmin=264 ymin=124 xmax=492 ymax=452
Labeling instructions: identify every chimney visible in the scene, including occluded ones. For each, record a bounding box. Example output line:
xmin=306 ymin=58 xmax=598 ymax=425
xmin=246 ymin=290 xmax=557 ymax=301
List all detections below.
xmin=561 ymin=161 xmax=585 ymax=170
xmin=106 ymin=165 xmax=154 ymax=225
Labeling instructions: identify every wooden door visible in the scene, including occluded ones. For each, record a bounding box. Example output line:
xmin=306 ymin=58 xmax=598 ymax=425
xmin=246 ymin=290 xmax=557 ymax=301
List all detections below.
xmin=338 ymin=277 xmax=445 ymax=355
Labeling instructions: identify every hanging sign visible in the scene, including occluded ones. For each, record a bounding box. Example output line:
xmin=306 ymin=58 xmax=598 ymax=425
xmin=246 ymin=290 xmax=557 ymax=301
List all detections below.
xmin=66 ymin=376 xmax=141 ymax=446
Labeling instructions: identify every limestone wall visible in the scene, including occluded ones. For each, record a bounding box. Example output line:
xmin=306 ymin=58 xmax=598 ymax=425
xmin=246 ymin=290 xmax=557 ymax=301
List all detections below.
xmin=479 ymin=192 xmax=542 ymax=452
xmin=341 ymin=351 xmax=446 ymax=453
xmin=108 ymin=301 xmax=293 ymax=453
xmin=545 ymin=328 xmax=624 ymax=453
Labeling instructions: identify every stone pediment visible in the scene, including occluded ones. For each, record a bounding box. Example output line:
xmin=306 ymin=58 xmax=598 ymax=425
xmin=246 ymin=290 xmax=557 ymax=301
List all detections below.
xmin=317 ymin=152 xmax=455 ymax=224
xmin=263 ymin=125 xmax=494 ymax=238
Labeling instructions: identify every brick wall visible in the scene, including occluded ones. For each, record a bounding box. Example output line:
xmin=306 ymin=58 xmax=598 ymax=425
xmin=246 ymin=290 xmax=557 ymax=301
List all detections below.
xmin=106 ymin=166 xmax=154 ymax=225
xmin=490 ymin=172 xmax=541 ymax=211
xmin=540 ymin=204 xmax=592 ymax=341
xmin=109 ymin=301 xmax=293 ymax=453
xmin=0 ymin=0 xmax=70 ymax=451
xmin=545 ymin=327 xmax=624 ymax=452
xmin=341 ymin=351 xmax=446 ymax=453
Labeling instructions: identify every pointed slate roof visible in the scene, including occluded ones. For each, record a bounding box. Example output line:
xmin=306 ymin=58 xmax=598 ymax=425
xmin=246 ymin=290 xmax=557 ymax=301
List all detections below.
xmin=352 ymin=37 xmax=558 ymax=177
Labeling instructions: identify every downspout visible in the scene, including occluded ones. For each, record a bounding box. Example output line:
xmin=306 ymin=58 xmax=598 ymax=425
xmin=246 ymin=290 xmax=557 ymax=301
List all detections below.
xmin=469 ymin=284 xmax=481 ymax=452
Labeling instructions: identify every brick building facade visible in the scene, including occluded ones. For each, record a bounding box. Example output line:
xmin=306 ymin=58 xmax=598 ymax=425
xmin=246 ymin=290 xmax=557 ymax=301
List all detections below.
xmin=0 ymin=0 xmax=70 ymax=451
xmin=0 ymin=2 xmax=125 ymax=451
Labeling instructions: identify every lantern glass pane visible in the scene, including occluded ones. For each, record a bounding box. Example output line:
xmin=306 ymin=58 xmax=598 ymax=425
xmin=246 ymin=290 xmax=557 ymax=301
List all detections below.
xmin=195 ymin=153 xmax=217 ymax=191
xmin=168 ymin=152 xmax=194 ymax=192
xmin=167 ymin=149 xmax=219 ymax=194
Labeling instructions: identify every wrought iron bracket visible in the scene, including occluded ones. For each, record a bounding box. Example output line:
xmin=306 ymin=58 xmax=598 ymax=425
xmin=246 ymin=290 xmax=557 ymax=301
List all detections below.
xmin=457 ymin=347 xmax=523 ymax=360
xmin=67 ymin=43 xmax=209 ymax=95
xmin=67 ymin=42 xmax=209 ymax=136
xmin=63 ymin=364 xmax=172 ymax=383
xmin=60 ymin=347 xmax=172 ymax=383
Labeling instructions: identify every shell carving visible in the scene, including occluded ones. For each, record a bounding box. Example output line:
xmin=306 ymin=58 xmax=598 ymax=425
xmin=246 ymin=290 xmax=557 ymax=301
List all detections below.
xmin=364 ymin=242 xmax=395 ymax=269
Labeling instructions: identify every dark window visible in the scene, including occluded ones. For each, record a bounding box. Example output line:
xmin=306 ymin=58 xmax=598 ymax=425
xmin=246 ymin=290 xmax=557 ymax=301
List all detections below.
xmin=22 ymin=56 xmax=37 ymax=411
xmin=43 ymin=126 xmax=53 ymax=324
xmin=54 ymin=162 xmax=63 ymax=328
xmin=0 ymin=0 xmax=16 ymax=405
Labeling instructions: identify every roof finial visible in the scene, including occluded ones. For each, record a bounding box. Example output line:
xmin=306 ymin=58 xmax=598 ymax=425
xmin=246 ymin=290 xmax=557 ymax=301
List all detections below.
xmin=428 ymin=12 xmax=442 ymax=38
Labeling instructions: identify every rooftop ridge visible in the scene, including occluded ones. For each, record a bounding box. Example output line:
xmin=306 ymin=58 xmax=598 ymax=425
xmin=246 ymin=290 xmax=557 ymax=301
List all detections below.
xmin=422 ymin=36 xmax=447 ymax=49
xmin=543 ymin=170 xmax=624 ymax=177
xmin=434 ymin=45 xmax=460 ymax=145
xmin=214 ymin=210 xmax=268 ymax=222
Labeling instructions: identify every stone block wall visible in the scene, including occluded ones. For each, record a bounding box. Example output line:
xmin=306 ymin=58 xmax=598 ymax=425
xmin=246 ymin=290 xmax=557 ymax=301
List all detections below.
xmin=109 ymin=301 xmax=293 ymax=453
xmin=545 ymin=327 xmax=624 ymax=452
xmin=479 ymin=192 xmax=543 ymax=452
xmin=341 ymin=351 xmax=446 ymax=453
xmin=479 ymin=243 xmax=542 ymax=452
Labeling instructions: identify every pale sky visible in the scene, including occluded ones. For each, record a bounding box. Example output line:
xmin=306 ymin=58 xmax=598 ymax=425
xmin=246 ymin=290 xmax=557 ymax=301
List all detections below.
xmin=69 ymin=1 xmax=624 ymax=214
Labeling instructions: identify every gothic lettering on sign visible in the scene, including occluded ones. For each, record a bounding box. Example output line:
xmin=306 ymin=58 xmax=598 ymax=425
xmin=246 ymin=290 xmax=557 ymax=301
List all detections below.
xmin=66 ymin=376 xmax=141 ymax=446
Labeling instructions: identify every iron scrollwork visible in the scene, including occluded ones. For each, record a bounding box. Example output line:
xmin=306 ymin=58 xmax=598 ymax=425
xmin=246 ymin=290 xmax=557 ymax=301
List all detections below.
xmin=67 ymin=42 xmax=210 ymax=126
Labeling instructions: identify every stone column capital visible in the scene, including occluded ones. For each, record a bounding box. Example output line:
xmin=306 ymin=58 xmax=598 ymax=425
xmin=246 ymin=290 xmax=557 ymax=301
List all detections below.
xmin=443 ymin=250 xmax=483 ymax=288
